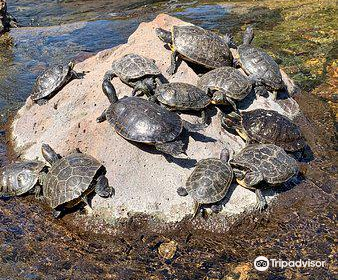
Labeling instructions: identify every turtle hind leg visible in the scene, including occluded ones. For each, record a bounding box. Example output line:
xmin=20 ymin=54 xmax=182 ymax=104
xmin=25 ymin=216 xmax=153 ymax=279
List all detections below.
xmin=254 ymin=189 xmax=267 ymax=212
xmin=95 ymin=174 xmax=114 ymax=198
xmin=52 ymin=209 xmax=63 ymax=219
xmin=182 ymin=120 xmax=205 ymax=133
xmin=155 ymin=140 xmax=185 ymax=156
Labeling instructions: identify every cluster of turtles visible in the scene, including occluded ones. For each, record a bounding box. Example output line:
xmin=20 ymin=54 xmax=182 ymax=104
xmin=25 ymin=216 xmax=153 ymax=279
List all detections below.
xmin=0 ymin=23 xmax=307 ymax=218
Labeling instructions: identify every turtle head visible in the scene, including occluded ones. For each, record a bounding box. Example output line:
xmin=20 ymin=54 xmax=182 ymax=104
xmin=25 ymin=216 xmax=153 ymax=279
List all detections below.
xmin=243 ymin=25 xmax=254 ymax=45
xmin=41 ymin=144 xmax=61 ymax=165
xmin=155 ymin=28 xmax=172 ymax=44
xmin=221 ymin=112 xmax=249 ymax=141
xmin=68 ymin=61 xmax=75 ymax=70
xmin=210 ymin=91 xmax=227 ymax=105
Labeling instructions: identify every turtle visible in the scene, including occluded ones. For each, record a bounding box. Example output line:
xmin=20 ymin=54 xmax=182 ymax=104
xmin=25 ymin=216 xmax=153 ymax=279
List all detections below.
xmin=0 ymin=160 xmax=45 ymax=198
xmin=155 ymin=25 xmax=233 ymax=75
xmin=97 ymin=77 xmax=203 ymax=157
xmin=104 ymin=53 xmax=162 ymax=97
xmin=230 ymin=144 xmax=299 ymax=211
xmin=197 ymin=66 xmax=252 ymax=110
xmin=41 ymin=144 xmax=113 ymax=218
xmin=150 ymin=82 xmax=212 ymax=124
xmin=222 ymin=109 xmax=306 ymax=152
xmin=177 ymin=148 xmax=233 ymax=218
xmin=31 ymin=61 xmax=82 ymax=105
xmin=230 ymin=26 xmax=285 ymax=99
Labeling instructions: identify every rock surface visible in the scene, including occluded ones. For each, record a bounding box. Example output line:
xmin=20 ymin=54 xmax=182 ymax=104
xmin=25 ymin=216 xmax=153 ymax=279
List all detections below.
xmin=11 ymin=14 xmax=300 ymax=222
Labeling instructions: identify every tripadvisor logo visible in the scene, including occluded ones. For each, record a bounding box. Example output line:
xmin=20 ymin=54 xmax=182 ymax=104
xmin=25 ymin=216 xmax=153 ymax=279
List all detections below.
xmin=253 ymin=256 xmax=326 ymax=271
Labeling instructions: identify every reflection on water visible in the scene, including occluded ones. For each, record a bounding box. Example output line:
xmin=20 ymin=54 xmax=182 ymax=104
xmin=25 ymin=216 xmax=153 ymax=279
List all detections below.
xmin=174 ymin=4 xmax=231 ymax=29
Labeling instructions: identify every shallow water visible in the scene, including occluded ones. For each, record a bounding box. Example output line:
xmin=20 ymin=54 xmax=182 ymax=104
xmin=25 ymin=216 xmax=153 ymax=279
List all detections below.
xmin=0 ymin=0 xmax=336 ymax=279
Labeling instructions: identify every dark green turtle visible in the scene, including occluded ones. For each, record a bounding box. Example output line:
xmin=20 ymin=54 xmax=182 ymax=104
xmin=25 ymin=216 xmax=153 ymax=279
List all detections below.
xmin=97 ymin=76 xmax=203 ymax=157
xmin=155 ymin=25 xmax=233 ymax=75
xmin=31 ymin=62 xmax=82 ymax=105
xmin=231 ymin=26 xmax=285 ymax=99
xmin=230 ymin=144 xmax=299 ymax=211
xmin=150 ymin=82 xmax=212 ymax=124
xmin=197 ymin=66 xmax=252 ymax=110
xmin=104 ymin=53 xmax=162 ymax=97
xmin=177 ymin=149 xmax=233 ymax=217
xmin=222 ymin=109 xmax=306 ymax=152
xmin=41 ymin=144 xmax=113 ymax=218
xmin=0 ymin=160 xmax=45 ymax=198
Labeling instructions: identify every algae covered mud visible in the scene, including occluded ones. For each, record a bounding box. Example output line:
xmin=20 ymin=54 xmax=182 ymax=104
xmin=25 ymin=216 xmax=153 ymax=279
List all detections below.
xmin=0 ymin=0 xmax=336 ymax=279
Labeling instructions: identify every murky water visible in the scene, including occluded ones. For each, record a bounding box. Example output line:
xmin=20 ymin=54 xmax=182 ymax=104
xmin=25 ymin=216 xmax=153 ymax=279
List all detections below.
xmin=0 ymin=0 xmax=336 ymax=279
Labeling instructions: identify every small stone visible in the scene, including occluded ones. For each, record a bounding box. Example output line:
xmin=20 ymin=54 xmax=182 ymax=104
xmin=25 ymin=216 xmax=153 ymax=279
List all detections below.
xmin=158 ymin=240 xmax=177 ymax=259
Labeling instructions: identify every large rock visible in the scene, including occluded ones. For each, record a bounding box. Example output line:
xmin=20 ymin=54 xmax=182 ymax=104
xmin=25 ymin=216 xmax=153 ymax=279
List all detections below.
xmin=11 ymin=14 xmax=300 ymax=222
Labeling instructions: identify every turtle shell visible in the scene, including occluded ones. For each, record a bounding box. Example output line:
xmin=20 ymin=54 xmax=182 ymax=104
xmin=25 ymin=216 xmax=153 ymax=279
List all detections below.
xmin=172 ymin=25 xmax=233 ymax=68
xmin=43 ymin=153 xmax=101 ymax=209
xmin=241 ymin=109 xmax=306 ymax=152
xmin=31 ymin=65 xmax=71 ymax=101
xmin=197 ymin=66 xmax=252 ymax=100
xmin=106 ymin=97 xmax=183 ymax=144
xmin=231 ymin=144 xmax=299 ymax=185
xmin=238 ymin=45 xmax=284 ymax=90
xmin=155 ymin=82 xmax=210 ymax=110
xmin=111 ymin=53 xmax=161 ymax=82
xmin=186 ymin=158 xmax=233 ymax=204
xmin=0 ymin=161 xmax=45 ymax=197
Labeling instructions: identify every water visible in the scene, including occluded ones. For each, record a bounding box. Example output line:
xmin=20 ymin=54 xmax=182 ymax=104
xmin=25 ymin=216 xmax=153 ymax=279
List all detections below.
xmin=0 ymin=1 xmax=336 ymax=279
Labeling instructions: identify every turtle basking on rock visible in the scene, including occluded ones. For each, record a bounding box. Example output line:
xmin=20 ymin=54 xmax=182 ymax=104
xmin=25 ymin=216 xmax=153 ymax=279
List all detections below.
xmin=197 ymin=66 xmax=252 ymax=110
xmin=149 ymin=82 xmax=213 ymax=124
xmin=41 ymin=144 xmax=113 ymax=218
xmin=0 ymin=160 xmax=45 ymax=198
xmin=31 ymin=62 xmax=83 ymax=105
xmin=97 ymin=75 xmax=204 ymax=157
xmin=177 ymin=148 xmax=233 ymax=217
xmin=230 ymin=26 xmax=285 ymax=99
xmin=155 ymin=25 xmax=233 ymax=75
xmin=230 ymin=144 xmax=299 ymax=211
xmin=104 ymin=53 xmax=162 ymax=97
xmin=222 ymin=109 xmax=306 ymax=152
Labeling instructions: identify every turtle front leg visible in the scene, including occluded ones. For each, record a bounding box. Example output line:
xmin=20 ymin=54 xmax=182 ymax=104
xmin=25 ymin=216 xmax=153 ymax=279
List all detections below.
xmin=95 ymin=174 xmax=114 ymax=198
xmin=167 ymin=50 xmax=179 ymax=75
xmin=36 ymin=99 xmax=48 ymax=106
xmin=96 ymin=109 xmax=107 ymax=123
xmin=155 ymin=140 xmax=185 ymax=156
xmin=255 ymin=189 xmax=267 ymax=211
xmin=34 ymin=185 xmax=43 ymax=200
xmin=81 ymin=195 xmax=93 ymax=215
xmin=71 ymin=70 xmax=85 ymax=79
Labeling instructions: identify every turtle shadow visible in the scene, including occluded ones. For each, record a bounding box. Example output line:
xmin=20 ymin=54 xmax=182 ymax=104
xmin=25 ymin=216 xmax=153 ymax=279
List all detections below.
xmin=126 ymin=140 xmax=198 ymax=169
xmin=236 ymin=89 xmax=256 ymax=110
